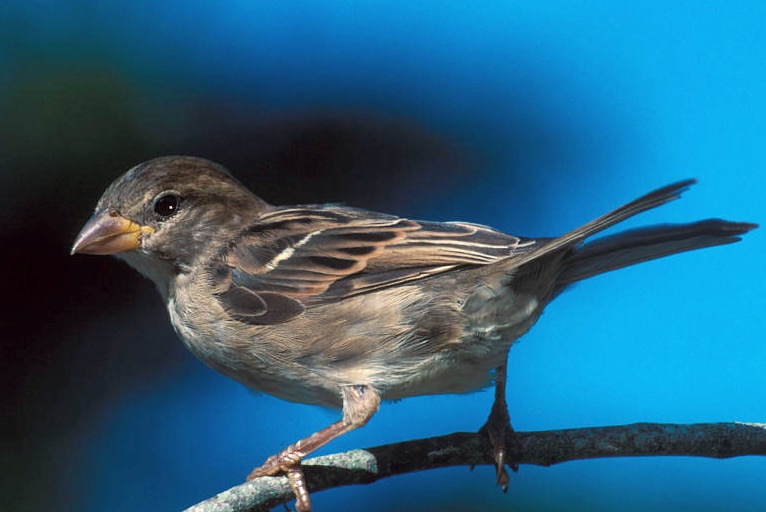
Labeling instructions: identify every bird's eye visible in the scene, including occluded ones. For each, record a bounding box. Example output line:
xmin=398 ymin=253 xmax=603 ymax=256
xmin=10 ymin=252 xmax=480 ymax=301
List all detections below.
xmin=153 ymin=192 xmax=182 ymax=218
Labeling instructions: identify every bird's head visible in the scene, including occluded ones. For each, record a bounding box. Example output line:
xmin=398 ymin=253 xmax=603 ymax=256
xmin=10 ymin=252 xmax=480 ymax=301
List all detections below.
xmin=71 ymin=156 xmax=271 ymax=293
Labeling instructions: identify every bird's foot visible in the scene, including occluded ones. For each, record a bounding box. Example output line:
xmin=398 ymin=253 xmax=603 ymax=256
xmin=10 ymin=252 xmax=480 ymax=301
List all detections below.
xmin=246 ymin=386 xmax=380 ymax=512
xmin=479 ymin=399 xmax=518 ymax=492
xmin=247 ymin=447 xmax=311 ymax=512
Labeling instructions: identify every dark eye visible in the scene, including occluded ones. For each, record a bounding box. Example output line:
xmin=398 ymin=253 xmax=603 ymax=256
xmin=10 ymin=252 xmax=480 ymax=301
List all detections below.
xmin=153 ymin=192 xmax=182 ymax=218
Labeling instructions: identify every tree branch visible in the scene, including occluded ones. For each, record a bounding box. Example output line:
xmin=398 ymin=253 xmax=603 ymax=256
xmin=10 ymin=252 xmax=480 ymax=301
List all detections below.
xmin=185 ymin=421 xmax=766 ymax=512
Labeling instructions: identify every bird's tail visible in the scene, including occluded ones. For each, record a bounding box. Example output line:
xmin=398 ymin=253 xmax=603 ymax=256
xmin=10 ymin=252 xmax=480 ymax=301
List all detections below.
xmin=499 ymin=179 xmax=755 ymax=291
xmin=556 ymin=218 xmax=756 ymax=287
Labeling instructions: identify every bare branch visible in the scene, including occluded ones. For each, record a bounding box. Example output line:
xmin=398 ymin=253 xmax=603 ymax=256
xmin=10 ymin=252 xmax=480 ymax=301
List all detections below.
xmin=185 ymin=421 xmax=766 ymax=512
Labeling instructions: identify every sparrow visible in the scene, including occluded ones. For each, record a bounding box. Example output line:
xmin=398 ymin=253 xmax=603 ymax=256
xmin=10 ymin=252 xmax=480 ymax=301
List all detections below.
xmin=72 ymin=156 xmax=756 ymax=511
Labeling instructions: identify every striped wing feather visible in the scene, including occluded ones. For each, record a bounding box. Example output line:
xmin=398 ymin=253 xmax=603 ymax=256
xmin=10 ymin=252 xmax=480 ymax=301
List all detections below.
xmin=214 ymin=206 xmax=535 ymax=324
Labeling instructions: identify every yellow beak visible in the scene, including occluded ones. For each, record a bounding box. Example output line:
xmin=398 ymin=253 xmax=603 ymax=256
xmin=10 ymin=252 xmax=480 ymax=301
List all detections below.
xmin=71 ymin=209 xmax=154 ymax=255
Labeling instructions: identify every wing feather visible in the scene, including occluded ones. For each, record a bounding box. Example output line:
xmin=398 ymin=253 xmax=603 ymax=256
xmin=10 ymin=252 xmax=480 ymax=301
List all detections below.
xmin=212 ymin=206 xmax=535 ymax=324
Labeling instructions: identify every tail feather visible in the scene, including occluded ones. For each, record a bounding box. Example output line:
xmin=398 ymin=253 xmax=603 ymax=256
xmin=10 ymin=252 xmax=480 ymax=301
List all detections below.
xmin=504 ymin=179 xmax=700 ymax=272
xmin=557 ymin=219 xmax=757 ymax=287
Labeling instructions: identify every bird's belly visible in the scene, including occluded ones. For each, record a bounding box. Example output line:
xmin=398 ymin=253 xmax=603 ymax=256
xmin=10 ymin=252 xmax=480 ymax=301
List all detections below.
xmin=379 ymin=297 xmax=543 ymax=400
xmin=167 ymin=277 xmax=546 ymax=408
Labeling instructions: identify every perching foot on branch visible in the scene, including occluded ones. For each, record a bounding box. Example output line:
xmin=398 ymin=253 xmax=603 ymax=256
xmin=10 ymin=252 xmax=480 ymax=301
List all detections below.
xmin=479 ymin=362 xmax=518 ymax=491
xmin=246 ymin=384 xmax=381 ymax=512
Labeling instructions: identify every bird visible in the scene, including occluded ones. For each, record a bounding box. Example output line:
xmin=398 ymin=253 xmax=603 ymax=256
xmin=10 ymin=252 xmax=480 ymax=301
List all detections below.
xmin=71 ymin=156 xmax=756 ymax=511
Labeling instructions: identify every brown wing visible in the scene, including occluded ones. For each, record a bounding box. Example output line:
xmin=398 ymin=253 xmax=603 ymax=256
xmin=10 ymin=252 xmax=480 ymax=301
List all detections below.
xmin=212 ymin=206 xmax=537 ymax=325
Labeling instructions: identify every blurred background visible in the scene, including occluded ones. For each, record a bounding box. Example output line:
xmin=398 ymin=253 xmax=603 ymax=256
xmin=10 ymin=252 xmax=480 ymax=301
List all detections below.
xmin=1 ymin=2 xmax=764 ymax=511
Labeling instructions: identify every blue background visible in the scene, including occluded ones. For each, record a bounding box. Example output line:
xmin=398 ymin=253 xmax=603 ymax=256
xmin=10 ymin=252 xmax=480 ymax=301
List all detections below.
xmin=2 ymin=2 xmax=764 ymax=511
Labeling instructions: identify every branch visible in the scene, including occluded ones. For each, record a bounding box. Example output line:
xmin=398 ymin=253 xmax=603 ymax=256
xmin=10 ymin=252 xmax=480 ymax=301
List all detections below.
xmin=185 ymin=421 xmax=766 ymax=512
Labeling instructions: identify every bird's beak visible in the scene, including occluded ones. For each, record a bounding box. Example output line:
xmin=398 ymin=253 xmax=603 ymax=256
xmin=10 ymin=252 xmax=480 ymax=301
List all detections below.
xmin=71 ymin=209 xmax=154 ymax=255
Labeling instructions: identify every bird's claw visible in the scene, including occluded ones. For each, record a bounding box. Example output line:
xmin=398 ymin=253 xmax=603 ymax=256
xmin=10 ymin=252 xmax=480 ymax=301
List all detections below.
xmin=247 ymin=450 xmax=303 ymax=480
xmin=479 ymin=388 xmax=519 ymax=492
xmin=479 ymin=420 xmax=517 ymax=491
xmin=247 ymin=449 xmax=312 ymax=512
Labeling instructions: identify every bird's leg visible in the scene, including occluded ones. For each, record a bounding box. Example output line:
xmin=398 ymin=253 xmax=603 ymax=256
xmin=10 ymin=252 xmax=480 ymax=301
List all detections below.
xmin=479 ymin=358 xmax=517 ymax=491
xmin=247 ymin=384 xmax=381 ymax=512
